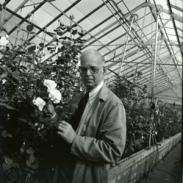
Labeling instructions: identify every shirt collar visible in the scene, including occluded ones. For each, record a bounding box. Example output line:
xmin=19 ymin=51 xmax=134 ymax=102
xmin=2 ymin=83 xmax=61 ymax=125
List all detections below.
xmin=98 ymin=84 xmax=109 ymax=101
xmin=89 ymin=81 xmax=104 ymax=99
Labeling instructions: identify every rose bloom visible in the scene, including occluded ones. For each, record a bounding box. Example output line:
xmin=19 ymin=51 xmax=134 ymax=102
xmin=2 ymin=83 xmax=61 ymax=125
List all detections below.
xmin=33 ymin=97 xmax=46 ymax=111
xmin=0 ymin=36 xmax=9 ymax=46
xmin=2 ymin=79 xmax=6 ymax=84
xmin=43 ymin=79 xmax=57 ymax=91
xmin=48 ymin=89 xmax=62 ymax=104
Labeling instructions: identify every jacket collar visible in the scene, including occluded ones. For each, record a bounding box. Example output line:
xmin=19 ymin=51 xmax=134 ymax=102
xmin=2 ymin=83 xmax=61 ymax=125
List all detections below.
xmin=89 ymin=81 xmax=104 ymax=99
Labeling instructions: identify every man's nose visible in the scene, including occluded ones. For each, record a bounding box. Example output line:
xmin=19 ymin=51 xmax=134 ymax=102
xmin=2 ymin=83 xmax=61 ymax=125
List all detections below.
xmin=86 ymin=68 xmax=92 ymax=76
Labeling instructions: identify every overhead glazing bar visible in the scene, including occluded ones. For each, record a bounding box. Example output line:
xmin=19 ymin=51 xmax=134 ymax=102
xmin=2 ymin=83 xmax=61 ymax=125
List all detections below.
xmin=2 ymin=0 xmax=11 ymax=7
xmin=149 ymin=0 xmax=182 ymax=79
xmin=2 ymin=0 xmax=30 ymax=26
xmin=83 ymin=5 xmax=150 ymax=49
xmin=120 ymin=0 xmax=179 ymax=94
xmin=113 ymin=0 xmax=178 ymax=96
xmin=40 ymin=1 xmax=149 ymax=62
xmin=119 ymin=14 xmax=138 ymax=74
xmin=28 ymin=0 xmax=82 ymax=42
xmin=151 ymin=10 xmax=159 ymax=99
xmin=0 ymin=4 xmax=53 ymax=38
xmin=83 ymin=23 xmax=121 ymax=49
xmin=167 ymin=0 xmax=183 ymax=59
xmin=8 ymin=0 xmax=47 ymax=35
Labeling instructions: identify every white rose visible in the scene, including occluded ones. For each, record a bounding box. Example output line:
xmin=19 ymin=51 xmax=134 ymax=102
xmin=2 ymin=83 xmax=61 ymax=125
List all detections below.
xmin=33 ymin=97 xmax=46 ymax=111
xmin=0 ymin=36 xmax=9 ymax=46
xmin=43 ymin=79 xmax=57 ymax=91
xmin=2 ymin=79 xmax=6 ymax=84
xmin=48 ymin=89 xmax=62 ymax=104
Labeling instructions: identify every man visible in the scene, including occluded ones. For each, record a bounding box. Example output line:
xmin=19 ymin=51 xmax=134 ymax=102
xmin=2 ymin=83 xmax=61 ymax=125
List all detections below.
xmin=57 ymin=49 xmax=126 ymax=183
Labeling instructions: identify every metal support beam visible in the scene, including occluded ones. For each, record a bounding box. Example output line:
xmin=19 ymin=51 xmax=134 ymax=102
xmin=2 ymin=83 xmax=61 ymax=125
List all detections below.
xmin=107 ymin=48 xmax=181 ymax=78
xmin=138 ymin=66 xmax=175 ymax=84
xmin=8 ymin=0 xmax=46 ymax=35
xmin=137 ymin=71 xmax=167 ymax=84
xmin=126 ymin=66 xmax=170 ymax=86
xmin=28 ymin=0 xmax=82 ymax=42
xmin=151 ymin=12 xmax=159 ymax=99
xmin=116 ymin=61 xmax=182 ymax=66
xmin=79 ymin=12 xmax=118 ymax=39
xmin=83 ymin=24 xmax=121 ymax=49
xmin=2 ymin=0 xmax=11 ymax=7
xmin=42 ymin=1 xmax=148 ymax=60
xmin=123 ymin=61 xmax=150 ymax=77
xmin=167 ymin=0 xmax=183 ymax=58
xmin=3 ymin=0 xmax=30 ymax=26
xmin=154 ymin=83 xmax=169 ymax=88
xmin=98 ymin=32 xmax=126 ymax=51
xmin=149 ymin=1 xmax=182 ymax=79
xmin=0 ymin=4 xmax=53 ymax=38
xmin=79 ymin=2 xmax=151 ymax=42
xmin=153 ymin=85 xmax=170 ymax=93
xmin=170 ymin=4 xmax=183 ymax=14
xmin=144 ymin=2 xmax=181 ymax=98
xmin=106 ymin=46 xmax=139 ymax=67
xmin=97 ymin=18 xmax=153 ymax=51
xmin=106 ymin=64 xmax=151 ymax=84
xmin=135 ymin=72 xmax=166 ymax=85
xmin=140 ymin=76 xmax=168 ymax=87
xmin=131 ymin=75 xmax=167 ymax=88
xmin=107 ymin=56 xmax=149 ymax=78
xmin=110 ymin=51 xmax=156 ymax=72
xmin=119 ymin=14 xmax=137 ymax=74
xmin=155 ymin=86 xmax=176 ymax=95
xmin=42 ymin=2 xmax=152 ymax=63
xmin=156 ymin=94 xmax=182 ymax=100
xmin=84 ymin=12 xmax=152 ymax=49
xmin=105 ymin=0 xmax=176 ymax=96
xmin=105 ymin=41 xmax=135 ymax=60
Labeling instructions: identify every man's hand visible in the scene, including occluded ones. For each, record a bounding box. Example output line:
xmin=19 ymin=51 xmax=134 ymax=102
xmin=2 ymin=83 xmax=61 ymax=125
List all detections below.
xmin=58 ymin=121 xmax=76 ymax=144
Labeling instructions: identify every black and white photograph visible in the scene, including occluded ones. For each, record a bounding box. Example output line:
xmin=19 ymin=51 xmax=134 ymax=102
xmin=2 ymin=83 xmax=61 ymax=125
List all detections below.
xmin=0 ymin=0 xmax=182 ymax=182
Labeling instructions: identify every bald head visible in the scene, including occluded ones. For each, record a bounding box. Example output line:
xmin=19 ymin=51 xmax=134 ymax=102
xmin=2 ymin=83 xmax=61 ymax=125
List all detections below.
xmin=80 ymin=49 xmax=105 ymax=67
xmin=79 ymin=49 xmax=105 ymax=91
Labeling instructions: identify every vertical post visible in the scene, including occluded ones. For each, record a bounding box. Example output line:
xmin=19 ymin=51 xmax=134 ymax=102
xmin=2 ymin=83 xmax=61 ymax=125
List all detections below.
xmin=149 ymin=11 xmax=159 ymax=148
xmin=151 ymin=13 xmax=159 ymax=101
xmin=119 ymin=14 xmax=137 ymax=74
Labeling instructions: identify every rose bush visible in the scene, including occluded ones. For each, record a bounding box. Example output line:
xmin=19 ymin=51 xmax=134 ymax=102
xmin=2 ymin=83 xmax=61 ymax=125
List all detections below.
xmin=111 ymin=75 xmax=181 ymax=157
xmin=0 ymin=18 xmax=84 ymax=182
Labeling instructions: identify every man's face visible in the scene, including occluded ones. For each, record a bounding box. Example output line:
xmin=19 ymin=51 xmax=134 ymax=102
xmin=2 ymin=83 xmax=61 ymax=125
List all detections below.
xmin=80 ymin=52 xmax=104 ymax=91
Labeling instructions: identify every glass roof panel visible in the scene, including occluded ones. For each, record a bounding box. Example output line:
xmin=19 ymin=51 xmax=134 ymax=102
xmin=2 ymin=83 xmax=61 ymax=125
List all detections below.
xmin=122 ymin=0 xmax=146 ymax=12
xmin=171 ymin=0 xmax=183 ymax=7
xmin=0 ymin=0 xmax=181 ymax=102
xmin=51 ymin=0 xmax=77 ymax=11
xmin=6 ymin=0 xmax=27 ymax=11
xmin=31 ymin=5 xmax=60 ymax=28
xmin=16 ymin=2 xmax=36 ymax=18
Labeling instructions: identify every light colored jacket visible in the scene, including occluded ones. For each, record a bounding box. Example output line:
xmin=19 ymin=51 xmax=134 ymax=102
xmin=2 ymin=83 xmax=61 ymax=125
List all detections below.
xmin=58 ymin=85 xmax=126 ymax=183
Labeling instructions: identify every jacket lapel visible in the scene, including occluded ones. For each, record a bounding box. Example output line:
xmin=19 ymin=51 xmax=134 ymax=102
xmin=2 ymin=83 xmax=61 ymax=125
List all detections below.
xmin=76 ymin=93 xmax=99 ymax=135
xmin=76 ymin=84 xmax=109 ymax=135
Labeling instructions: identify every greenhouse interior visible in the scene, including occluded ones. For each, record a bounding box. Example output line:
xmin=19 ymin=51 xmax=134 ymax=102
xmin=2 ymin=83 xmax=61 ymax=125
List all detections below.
xmin=0 ymin=0 xmax=182 ymax=183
